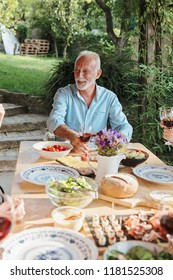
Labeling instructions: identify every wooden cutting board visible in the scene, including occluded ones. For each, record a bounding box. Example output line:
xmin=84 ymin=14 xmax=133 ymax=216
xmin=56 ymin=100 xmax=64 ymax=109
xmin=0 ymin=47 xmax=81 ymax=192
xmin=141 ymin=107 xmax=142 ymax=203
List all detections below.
xmin=98 ymin=177 xmax=173 ymax=209
xmin=98 ymin=193 xmax=160 ymax=209
xmin=96 ymin=156 xmax=173 ymax=209
xmin=56 ymin=155 xmax=98 ymax=176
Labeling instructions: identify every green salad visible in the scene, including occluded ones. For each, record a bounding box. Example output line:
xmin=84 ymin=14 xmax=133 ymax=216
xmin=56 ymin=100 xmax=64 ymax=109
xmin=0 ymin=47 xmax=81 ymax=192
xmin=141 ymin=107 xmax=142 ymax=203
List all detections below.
xmin=46 ymin=177 xmax=98 ymax=208
xmin=48 ymin=177 xmax=95 ymax=193
xmin=126 ymin=150 xmax=145 ymax=159
xmin=106 ymin=245 xmax=173 ymax=260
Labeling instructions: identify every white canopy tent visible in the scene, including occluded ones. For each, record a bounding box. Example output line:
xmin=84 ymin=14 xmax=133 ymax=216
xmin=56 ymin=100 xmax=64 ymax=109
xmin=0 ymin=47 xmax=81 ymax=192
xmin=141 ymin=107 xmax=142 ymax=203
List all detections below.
xmin=0 ymin=22 xmax=20 ymax=55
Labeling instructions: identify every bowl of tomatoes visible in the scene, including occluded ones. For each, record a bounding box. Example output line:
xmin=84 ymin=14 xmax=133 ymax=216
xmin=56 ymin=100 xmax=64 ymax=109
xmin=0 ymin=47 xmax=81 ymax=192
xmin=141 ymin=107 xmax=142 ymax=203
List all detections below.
xmin=33 ymin=141 xmax=73 ymax=159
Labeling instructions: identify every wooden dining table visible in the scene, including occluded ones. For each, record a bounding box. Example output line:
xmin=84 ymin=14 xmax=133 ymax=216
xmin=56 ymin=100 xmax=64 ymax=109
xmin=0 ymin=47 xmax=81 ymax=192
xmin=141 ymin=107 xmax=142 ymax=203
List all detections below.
xmin=10 ymin=140 xmax=173 ymax=255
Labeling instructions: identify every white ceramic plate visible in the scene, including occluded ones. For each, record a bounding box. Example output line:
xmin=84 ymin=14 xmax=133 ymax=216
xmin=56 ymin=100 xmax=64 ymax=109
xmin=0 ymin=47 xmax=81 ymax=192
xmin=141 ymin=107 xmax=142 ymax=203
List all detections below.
xmin=20 ymin=164 xmax=79 ymax=185
xmin=149 ymin=190 xmax=173 ymax=202
xmin=1 ymin=227 xmax=98 ymax=260
xmin=103 ymin=240 xmax=163 ymax=260
xmin=133 ymin=164 xmax=173 ymax=183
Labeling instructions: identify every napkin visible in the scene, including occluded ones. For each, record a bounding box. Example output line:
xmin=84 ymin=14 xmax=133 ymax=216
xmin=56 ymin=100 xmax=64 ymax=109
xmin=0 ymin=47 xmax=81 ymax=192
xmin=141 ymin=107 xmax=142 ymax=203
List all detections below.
xmin=56 ymin=156 xmax=98 ymax=176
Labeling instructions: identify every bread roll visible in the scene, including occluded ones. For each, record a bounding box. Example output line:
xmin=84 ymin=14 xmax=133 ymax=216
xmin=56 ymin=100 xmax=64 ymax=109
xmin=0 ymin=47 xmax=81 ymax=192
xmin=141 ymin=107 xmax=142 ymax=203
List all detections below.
xmin=100 ymin=173 xmax=139 ymax=198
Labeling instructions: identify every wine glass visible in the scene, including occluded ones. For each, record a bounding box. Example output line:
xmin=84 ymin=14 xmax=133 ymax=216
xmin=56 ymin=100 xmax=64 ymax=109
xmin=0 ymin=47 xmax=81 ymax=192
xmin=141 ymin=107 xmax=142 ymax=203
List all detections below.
xmin=159 ymin=196 xmax=173 ymax=239
xmin=0 ymin=190 xmax=15 ymax=242
xmin=79 ymin=125 xmax=93 ymax=143
xmin=159 ymin=106 xmax=173 ymax=145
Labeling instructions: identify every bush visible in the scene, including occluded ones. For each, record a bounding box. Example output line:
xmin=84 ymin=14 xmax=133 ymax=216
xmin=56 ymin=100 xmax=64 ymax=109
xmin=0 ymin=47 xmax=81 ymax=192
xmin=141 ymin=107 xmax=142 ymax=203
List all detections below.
xmin=125 ymin=65 xmax=173 ymax=163
xmin=67 ymin=33 xmax=115 ymax=60
xmin=44 ymin=52 xmax=137 ymax=106
xmin=16 ymin=24 xmax=27 ymax=43
xmin=44 ymin=60 xmax=74 ymax=110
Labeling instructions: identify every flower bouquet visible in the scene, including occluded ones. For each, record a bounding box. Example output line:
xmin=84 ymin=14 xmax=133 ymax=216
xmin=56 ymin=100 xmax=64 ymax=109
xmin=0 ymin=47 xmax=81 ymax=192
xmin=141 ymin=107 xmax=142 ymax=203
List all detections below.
xmin=94 ymin=128 xmax=127 ymax=156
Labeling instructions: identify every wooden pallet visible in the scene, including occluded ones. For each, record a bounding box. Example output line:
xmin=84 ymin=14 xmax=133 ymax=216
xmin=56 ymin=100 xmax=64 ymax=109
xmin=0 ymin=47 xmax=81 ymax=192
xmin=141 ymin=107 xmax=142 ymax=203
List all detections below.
xmin=19 ymin=39 xmax=49 ymax=56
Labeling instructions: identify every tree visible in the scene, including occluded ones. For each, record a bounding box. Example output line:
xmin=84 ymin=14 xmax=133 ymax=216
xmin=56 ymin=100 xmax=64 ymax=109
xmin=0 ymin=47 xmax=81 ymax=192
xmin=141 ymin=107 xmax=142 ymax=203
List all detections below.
xmin=24 ymin=0 xmax=88 ymax=58
xmin=0 ymin=0 xmax=19 ymax=28
xmin=95 ymin=0 xmax=136 ymax=53
xmin=48 ymin=0 xmax=87 ymax=58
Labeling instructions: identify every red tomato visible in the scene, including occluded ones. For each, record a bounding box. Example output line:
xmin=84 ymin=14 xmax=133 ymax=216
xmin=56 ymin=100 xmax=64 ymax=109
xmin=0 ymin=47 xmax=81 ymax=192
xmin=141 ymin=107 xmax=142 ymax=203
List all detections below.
xmin=42 ymin=144 xmax=68 ymax=152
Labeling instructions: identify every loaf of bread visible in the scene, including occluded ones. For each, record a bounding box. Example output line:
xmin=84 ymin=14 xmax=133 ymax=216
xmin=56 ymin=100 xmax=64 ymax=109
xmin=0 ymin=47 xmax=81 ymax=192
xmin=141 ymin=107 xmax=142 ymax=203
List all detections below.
xmin=100 ymin=173 xmax=139 ymax=198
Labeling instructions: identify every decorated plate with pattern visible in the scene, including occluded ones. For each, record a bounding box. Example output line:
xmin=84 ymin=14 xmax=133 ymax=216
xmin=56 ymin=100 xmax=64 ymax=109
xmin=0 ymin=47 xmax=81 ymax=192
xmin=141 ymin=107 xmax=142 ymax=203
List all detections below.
xmin=1 ymin=227 xmax=98 ymax=260
xmin=133 ymin=165 xmax=173 ymax=184
xmin=20 ymin=164 xmax=79 ymax=185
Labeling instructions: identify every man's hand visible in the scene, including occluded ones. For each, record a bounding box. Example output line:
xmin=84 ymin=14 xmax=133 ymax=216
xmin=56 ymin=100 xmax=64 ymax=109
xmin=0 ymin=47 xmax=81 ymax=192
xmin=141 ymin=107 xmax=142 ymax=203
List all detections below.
xmin=54 ymin=124 xmax=90 ymax=154
xmin=71 ymin=136 xmax=90 ymax=154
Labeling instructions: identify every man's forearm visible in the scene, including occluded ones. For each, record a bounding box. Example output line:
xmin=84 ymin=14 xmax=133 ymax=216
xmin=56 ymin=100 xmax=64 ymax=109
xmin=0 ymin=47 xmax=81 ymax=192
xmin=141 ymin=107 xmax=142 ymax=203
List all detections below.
xmin=54 ymin=124 xmax=79 ymax=143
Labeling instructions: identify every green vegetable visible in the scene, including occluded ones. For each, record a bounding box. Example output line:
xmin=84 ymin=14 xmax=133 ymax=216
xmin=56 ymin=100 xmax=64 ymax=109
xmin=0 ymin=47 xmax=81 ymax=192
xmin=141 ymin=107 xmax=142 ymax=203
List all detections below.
xmin=107 ymin=250 xmax=128 ymax=260
xmin=47 ymin=176 xmax=97 ymax=208
xmin=48 ymin=177 xmax=95 ymax=193
xmin=158 ymin=251 xmax=173 ymax=260
xmin=126 ymin=151 xmax=145 ymax=159
xmin=106 ymin=246 xmax=173 ymax=260
xmin=127 ymin=246 xmax=154 ymax=260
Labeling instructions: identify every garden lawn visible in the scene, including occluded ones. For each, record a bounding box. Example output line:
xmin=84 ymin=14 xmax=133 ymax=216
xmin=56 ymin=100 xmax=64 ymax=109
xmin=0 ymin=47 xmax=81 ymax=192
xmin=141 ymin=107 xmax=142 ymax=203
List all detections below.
xmin=0 ymin=53 xmax=60 ymax=95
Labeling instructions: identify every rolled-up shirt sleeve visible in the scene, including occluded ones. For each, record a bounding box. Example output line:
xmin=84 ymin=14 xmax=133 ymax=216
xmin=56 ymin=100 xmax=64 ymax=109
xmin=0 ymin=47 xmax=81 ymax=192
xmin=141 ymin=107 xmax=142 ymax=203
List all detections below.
xmin=47 ymin=88 xmax=68 ymax=133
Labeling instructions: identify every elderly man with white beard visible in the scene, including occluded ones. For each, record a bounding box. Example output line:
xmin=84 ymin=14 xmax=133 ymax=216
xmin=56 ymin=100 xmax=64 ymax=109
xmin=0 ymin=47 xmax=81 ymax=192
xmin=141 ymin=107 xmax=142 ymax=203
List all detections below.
xmin=47 ymin=50 xmax=133 ymax=154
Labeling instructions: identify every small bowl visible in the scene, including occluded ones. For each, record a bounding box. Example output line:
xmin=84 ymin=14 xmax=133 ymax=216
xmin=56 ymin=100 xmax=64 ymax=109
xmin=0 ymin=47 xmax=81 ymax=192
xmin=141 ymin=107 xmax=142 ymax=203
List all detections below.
xmin=51 ymin=206 xmax=85 ymax=231
xmin=46 ymin=176 xmax=98 ymax=208
xmin=33 ymin=141 xmax=73 ymax=159
xmin=121 ymin=149 xmax=149 ymax=167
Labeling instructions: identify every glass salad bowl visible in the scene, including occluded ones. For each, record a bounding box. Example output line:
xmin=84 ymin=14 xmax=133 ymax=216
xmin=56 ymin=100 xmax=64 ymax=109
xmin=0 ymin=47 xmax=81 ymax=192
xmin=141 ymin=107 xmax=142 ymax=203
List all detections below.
xmin=45 ymin=176 xmax=98 ymax=208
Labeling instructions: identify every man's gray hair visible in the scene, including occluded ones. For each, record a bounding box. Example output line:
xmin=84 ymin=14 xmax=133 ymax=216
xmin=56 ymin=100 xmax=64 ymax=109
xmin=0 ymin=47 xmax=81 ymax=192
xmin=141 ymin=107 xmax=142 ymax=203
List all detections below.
xmin=75 ymin=50 xmax=101 ymax=69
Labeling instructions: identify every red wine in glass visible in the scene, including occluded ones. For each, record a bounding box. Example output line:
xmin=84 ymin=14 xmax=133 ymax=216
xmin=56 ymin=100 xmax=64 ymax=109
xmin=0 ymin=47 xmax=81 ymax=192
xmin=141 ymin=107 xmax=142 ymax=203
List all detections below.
xmin=0 ymin=192 xmax=14 ymax=243
xmin=0 ymin=217 xmax=11 ymax=241
xmin=160 ymin=213 xmax=173 ymax=238
xmin=80 ymin=133 xmax=92 ymax=143
xmin=162 ymin=118 xmax=173 ymax=128
xmin=79 ymin=125 xmax=93 ymax=143
xmin=159 ymin=197 xmax=173 ymax=238
xmin=159 ymin=107 xmax=173 ymax=145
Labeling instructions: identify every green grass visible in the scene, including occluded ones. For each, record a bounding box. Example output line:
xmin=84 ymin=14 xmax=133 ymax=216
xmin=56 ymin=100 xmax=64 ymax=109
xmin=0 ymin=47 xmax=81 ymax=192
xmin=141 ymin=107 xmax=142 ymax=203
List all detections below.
xmin=0 ymin=53 xmax=60 ymax=95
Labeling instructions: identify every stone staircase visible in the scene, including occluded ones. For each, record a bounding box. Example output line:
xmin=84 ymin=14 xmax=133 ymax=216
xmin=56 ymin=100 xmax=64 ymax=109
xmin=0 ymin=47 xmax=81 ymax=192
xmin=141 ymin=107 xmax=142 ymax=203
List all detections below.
xmin=0 ymin=94 xmax=48 ymax=193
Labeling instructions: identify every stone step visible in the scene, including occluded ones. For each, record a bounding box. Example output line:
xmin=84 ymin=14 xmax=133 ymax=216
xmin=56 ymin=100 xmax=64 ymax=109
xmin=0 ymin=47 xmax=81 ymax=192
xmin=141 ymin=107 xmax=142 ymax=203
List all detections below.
xmin=0 ymin=129 xmax=48 ymax=149
xmin=3 ymin=103 xmax=27 ymax=116
xmin=0 ymin=95 xmax=3 ymax=103
xmin=0 ymin=95 xmax=50 ymax=185
xmin=0 ymin=113 xmax=47 ymax=133
xmin=0 ymin=148 xmax=18 ymax=171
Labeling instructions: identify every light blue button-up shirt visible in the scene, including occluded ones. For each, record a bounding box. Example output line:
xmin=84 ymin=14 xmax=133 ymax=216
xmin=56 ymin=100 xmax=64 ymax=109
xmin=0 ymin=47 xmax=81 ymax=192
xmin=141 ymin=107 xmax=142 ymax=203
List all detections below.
xmin=47 ymin=84 xmax=133 ymax=141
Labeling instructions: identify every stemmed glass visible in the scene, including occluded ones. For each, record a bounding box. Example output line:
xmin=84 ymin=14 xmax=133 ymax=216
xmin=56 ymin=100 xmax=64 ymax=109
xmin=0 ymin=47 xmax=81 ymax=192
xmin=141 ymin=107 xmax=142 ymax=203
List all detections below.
xmin=0 ymin=188 xmax=15 ymax=243
xmin=159 ymin=106 xmax=173 ymax=145
xmin=79 ymin=125 xmax=93 ymax=143
xmin=159 ymin=196 xmax=173 ymax=241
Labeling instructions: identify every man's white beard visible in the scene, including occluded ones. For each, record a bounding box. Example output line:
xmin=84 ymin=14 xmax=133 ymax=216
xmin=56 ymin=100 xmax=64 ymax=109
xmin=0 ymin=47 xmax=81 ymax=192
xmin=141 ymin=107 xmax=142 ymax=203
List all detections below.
xmin=75 ymin=79 xmax=95 ymax=91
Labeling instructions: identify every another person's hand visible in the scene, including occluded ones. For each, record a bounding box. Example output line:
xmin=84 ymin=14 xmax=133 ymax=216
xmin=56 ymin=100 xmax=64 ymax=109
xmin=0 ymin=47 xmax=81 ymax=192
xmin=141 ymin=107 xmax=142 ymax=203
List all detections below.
xmin=160 ymin=122 xmax=173 ymax=143
xmin=0 ymin=197 xmax=25 ymax=222
xmin=163 ymin=127 xmax=173 ymax=143
xmin=0 ymin=104 xmax=5 ymax=126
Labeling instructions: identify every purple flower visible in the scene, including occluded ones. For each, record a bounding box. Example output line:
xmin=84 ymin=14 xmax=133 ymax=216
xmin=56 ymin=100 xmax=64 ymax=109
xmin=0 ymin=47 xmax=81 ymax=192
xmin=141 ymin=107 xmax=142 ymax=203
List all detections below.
xmin=95 ymin=129 xmax=127 ymax=156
